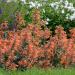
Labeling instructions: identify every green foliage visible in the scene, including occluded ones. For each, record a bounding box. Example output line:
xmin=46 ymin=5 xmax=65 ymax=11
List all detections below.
xmin=0 ymin=0 xmax=75 ymax=30
xmin=0 ymin=68 xmax=75 ymax=75
xmin=0 ymin=1 xmax=17 ymax=22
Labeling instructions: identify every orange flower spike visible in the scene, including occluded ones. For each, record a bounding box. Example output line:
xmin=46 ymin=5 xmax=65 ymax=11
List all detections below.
xmin=0 ymin=21 xmax=8 ymax=30
xmin=44 ymin=28 xmax=51 ymax=39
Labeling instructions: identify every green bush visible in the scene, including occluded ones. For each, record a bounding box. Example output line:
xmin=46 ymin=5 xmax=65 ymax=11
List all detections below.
xmin=1 ymin=0 xmax=75 ymax=31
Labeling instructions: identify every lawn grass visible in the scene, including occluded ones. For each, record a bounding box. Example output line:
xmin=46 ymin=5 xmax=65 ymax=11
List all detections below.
xmin=0 ymin=67 xmax=75 ymax=75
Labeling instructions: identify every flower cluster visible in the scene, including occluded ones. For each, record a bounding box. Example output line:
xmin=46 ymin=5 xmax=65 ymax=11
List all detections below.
xmin=0 ymin=9 xmax=75 ymax=70
xmin=0 ymin=21 xmax=8 ymax=31
xmin=50 ymin=0 xmax=75 ymax=20
xmin=29 ymin=1 xmax=42 ymax=9
xmin=15 ymin=12 xmax=25 ymax=30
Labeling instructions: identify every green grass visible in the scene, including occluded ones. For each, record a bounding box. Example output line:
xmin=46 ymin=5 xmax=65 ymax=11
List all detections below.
xmin=0 ymin=67 xmax=75 ymax=75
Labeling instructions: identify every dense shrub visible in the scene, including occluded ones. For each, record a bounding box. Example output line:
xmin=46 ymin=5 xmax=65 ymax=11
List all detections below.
xmin=0 ymin=9 xmax=75 ymax=70
xmin=0 ymin=0 xmax=75 ymax=70
xmin=1 ymin=0 xmax=75 ymax=30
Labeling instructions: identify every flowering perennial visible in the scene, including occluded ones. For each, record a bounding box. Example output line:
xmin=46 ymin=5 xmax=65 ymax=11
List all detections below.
xmin=0 ymin=9 xmax=75 ymax=70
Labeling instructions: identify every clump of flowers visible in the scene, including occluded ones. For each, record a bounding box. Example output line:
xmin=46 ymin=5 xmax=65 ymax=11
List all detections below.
xmin=0 ymin=9 xmax=75 ymax=70
xmin=0 ymin=21 xmax=8 ymax=31
xmin=50 ymin=0 xmax=75 ymax=20
xmin=15 ymin=11 xmax=25 ymax=30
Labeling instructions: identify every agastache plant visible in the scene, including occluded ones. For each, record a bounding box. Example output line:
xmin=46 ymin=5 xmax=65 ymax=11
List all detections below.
xmin=0 ymin=9 xmax=75 ymax=70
